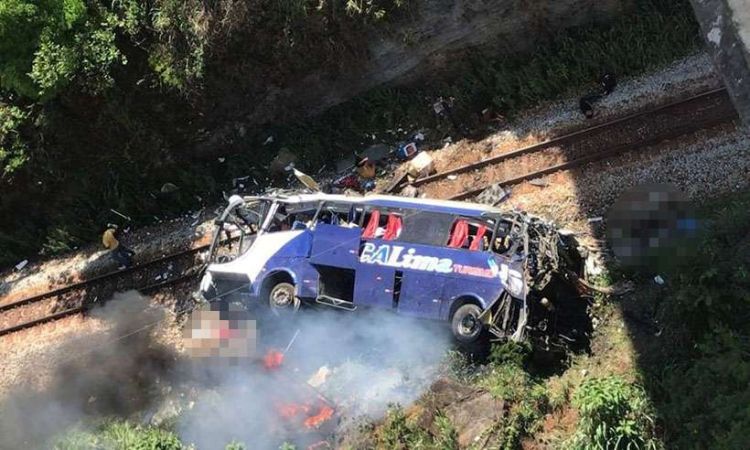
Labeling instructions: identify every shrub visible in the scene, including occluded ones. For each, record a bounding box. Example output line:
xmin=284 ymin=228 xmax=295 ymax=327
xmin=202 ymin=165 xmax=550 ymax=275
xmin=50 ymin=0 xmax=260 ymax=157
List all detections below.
xmin=0 ymin=103 xmax=29 ymax=178
xmin=481 ymin=362 xmax=548 ymax=449
xmin=378 ymin=405 xmax=458 ymax=450
xmin=489 ymin=340 xmax=531 ymax=368
xmin=0 ymin=0 xmax=125 ymax=98
xmin=645 ymin=192 xmax=750 ymax=449
xmin=569 ymin=376 xmax=660 ymax=450
xmin=54 ymin=421 xmax=183 ymax=450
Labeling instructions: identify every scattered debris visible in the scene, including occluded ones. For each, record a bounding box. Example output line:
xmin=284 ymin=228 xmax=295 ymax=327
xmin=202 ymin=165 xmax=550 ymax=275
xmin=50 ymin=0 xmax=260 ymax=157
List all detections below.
xmin=110 ymin=208 xmax=132 ymax=221
xmin=332 ymin=173 xmax=361 ymax=191
xmin=335 ymin=157 xmax=355 ymax=173
xmin=654 ymin=275 xmax=665 ymax=285
xmin=217 ymin=157 xmax=226 ymax=163
xmin=529 ymin=177 xmax=549 ymax=187
xmin=263 ymin=135 xmax=274 ymax=145
xmin=407 ymin=152 xmax=435 ymax=179
xmin=14 ymin=260 xmax=28 ymax=271
xmin=307 ymin=366 xmax=331 ymax=388
xmin=476 ymin=183 xmax=510 ymax=205
xmin=587 ymin=216 xmax=604 ymax=223
xmin=400 ymin=185 xmax=419 ymax=198
xmin=270 ymin=148 xmax=297 ymax=175
xmin=362 ymin=144 xmax=390 ymax=163
xmin=395 ymin=142 xmax=418 ymax=161
xmin=293 ymin=169 xmax=321 ymax=191
xmin=414 ymin=132 xmax=425 ymax=141
xmin=447 ymin=174 xmax=458 ymax=181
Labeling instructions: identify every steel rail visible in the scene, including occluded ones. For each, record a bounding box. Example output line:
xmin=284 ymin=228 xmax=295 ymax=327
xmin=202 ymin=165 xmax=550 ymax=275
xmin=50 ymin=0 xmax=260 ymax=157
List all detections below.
xmin=0 ymin=243 xmax=210 ymax=313
xmin=0 ymin=272 xmax=198 ymax=337
xmin=448 ymin=112 xmax=734 ymax=201
xmin=397 ymin=87 xmax=729 ymax=191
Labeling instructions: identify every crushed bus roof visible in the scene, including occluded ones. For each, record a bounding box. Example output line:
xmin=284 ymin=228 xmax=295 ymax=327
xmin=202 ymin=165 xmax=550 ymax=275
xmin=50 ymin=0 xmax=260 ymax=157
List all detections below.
xmin=242 ymin=192 xmax=504 ymax=218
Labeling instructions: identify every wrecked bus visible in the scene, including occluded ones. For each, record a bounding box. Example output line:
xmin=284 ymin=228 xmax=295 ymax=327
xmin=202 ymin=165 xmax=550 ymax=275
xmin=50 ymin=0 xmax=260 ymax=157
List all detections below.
xmin=199 ymin=192 xmax=589 ymax=349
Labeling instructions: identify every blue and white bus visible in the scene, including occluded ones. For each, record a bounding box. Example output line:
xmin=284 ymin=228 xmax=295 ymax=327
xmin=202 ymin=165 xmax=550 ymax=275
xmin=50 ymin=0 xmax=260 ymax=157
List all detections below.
xmin=199 ymin=192 xmax=588 ymax=349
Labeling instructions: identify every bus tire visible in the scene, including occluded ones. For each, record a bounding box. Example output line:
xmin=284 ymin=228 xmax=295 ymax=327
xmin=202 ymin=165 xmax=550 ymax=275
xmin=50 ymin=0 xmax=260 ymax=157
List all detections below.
xmin=451 ymin=303 xmax=485 ymax=345
xmin=267 ymin=282 xmax=300 ymax=316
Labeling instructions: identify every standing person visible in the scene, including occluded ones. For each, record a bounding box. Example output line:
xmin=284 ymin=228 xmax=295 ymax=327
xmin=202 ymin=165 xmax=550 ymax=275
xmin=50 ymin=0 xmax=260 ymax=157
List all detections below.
xmin=600 ymin=72 xmax=617 ymax=95
xmin=102 ymin=224 xmax=135 ymax=268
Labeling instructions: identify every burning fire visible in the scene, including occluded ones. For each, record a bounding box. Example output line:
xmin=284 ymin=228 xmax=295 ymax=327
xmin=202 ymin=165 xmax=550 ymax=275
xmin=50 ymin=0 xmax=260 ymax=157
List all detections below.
xmin=263 ymin=349 xmax=284 ymax=370
xmin=264 ymin=347 xmax=336 ymax=434
xmin=276 ymin=401 xmax=335 ymax=429
xmin=303 ymin=405 xmax=334 ymax=429
xmin=278 ymin=402 xmax=310 ymax=419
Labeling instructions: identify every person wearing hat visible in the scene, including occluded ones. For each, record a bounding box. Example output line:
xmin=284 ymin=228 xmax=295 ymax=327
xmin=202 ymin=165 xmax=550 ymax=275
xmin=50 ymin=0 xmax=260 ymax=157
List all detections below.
xmin=355 ymin=155 xmax=377 ymax=192
xmin=355 ymin=155 xmax=376 ymax=179
xmin=102 ymin=224 xmax=135 ymax=268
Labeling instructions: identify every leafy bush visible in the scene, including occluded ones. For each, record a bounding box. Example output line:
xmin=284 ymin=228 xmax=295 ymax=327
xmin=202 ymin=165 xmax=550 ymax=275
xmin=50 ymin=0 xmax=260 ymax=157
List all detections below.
xmin=569 ymin=376 xmax=660 ymax=450
xmin=377 ymin=405 xmax=458 ymax=449
xmin=55 ymin=420 xmax=183 ymax=450
xmin=0 ymin=103 xmax=29 ymax=178
xmin=481 ymin=362 xmax=548 ymax=449
xmin=489 ymin=340 xmax=532 ymax=368
xmin=644 ymin=193 xmax=750 ymax=449
xmin=0 ymin=0 xmax=125 ymax=98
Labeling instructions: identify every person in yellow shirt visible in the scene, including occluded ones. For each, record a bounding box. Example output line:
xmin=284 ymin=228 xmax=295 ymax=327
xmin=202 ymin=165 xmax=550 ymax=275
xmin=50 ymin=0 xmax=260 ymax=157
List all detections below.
xmin=103 ymin=224 xmax=135 ymax=268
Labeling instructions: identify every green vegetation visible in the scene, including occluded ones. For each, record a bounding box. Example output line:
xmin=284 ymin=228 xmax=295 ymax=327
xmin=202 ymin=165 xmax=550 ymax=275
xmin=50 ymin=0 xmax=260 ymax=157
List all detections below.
xmin=479 ymin=343 xmax=548 ymax=449
xmin=569 ymin=376 xmax=660 ymax=450
xmin=377 ymin=405 xmax=459 ymax=449
xmin=55 ymin=420 xmax=182 ymax=450
xmin=636 ymin=192 xmax=750 ymax=449
xmin=0 ymin=0 xmax=701 ymax=268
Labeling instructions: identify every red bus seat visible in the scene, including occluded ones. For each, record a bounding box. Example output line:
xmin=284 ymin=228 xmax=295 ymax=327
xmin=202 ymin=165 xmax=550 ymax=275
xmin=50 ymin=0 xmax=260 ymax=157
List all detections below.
xmin=383 ymin=214 xmax=403 ymax=240
xmin=362 ymin=210 xmax=380 ymax=239
xmin=448 ymin=220 xmax=469 ymax=248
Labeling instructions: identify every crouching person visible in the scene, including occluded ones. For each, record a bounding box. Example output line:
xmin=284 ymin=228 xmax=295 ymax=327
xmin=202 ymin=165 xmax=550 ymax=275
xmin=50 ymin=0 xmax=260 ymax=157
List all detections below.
xmin=102 ymin=224 xmax=135 ymax=269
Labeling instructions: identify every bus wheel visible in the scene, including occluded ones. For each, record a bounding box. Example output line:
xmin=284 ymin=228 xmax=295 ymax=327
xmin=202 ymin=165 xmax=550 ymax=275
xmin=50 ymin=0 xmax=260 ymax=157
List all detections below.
xmin=268 ymin=282 xmax=300 ymax=316
xmin=451 ymin=303 xmax=485 ymax=344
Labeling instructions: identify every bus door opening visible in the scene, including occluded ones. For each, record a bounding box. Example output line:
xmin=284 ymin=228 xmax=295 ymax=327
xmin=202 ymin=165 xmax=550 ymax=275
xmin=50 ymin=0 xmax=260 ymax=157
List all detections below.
xmin=309 ymin=202 xmax=361 ymax=306
xmin=354 ymin=209 xmax=402 ymax=310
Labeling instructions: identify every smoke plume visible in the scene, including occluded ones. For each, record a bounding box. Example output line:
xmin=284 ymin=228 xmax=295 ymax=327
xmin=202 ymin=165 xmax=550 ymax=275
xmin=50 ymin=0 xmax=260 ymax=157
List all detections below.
xmin=0 ymin=292 xmax=179 ymax=449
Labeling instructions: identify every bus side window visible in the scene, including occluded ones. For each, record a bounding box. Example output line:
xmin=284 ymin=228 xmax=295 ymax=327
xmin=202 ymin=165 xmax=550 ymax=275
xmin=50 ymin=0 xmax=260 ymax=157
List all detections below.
xmin=492 ymin=221 xmax=512 ymax=254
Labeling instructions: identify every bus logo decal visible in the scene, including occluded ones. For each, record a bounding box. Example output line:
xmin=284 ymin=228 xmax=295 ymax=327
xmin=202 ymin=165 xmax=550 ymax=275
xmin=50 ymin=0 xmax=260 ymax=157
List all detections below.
xmin=360 ymin=243 xmax=494 ymax=278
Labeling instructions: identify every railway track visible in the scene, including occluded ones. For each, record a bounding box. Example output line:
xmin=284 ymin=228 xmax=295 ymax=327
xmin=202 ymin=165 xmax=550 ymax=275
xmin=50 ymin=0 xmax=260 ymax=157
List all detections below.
xmin=387 ymin=88 xmax=738 ymax=200
xmin=0 ymin=88 xmax=738 ymax=337
xmin=0 ymin=244 xmax=210 ymax=337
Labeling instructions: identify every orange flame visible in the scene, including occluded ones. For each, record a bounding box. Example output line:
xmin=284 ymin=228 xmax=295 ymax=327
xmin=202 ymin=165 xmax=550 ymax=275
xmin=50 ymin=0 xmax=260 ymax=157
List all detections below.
xmin=304 ymin=405 xmax=334 ymax=429
xmin=263 ymin=349 xmax=284 ymax=370
xmin=278 ymin=402 xmax=310 ymax=419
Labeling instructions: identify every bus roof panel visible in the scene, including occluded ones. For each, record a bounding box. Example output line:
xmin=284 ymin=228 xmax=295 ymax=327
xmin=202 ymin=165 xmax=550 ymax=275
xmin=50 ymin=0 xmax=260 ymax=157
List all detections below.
xmin=249 ymin=192 xmax=500 ymax=217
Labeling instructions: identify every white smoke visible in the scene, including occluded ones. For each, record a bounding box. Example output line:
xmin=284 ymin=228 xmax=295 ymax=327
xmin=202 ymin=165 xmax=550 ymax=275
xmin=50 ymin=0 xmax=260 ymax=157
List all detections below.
xmin=0 ymin=292 xmax=179 ymax=449
xmin=177 ymin=307 xmax=453 ymax=449
xmin=0 ymin=293 xmax=454 ymax=449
